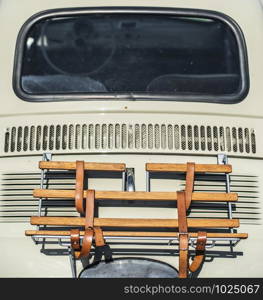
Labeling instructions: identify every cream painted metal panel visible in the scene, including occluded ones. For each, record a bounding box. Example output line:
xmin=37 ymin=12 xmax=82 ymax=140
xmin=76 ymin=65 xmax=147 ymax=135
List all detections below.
xmin=0 ymin=0 xmax=262 ymax=277
xmin=0 ymin=0 xmax=262 ymax=118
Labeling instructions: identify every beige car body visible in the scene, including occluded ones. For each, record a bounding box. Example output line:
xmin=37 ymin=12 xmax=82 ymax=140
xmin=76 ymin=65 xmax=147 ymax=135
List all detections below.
xmin=0 ymin=0 xmax=263 ymax=277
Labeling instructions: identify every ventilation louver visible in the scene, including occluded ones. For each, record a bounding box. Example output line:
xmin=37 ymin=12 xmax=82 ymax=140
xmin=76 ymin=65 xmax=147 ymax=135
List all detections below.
xmin=4 ymin=124 xmax=256 ymax=154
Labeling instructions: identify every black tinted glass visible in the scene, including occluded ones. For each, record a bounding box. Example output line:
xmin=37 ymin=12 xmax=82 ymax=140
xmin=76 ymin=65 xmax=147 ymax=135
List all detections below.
xmin=21 ymin=13 xmax=242 ymax=97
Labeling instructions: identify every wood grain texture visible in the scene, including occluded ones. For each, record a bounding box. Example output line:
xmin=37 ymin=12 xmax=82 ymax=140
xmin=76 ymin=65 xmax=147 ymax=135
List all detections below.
xmin=39 ymin=161 xmax=126 ymax=171
xmin=25 ymin=230 xmax=248 ymax=239
xmin=33 ymin=189 xmax=238 ymax=202
xmin=146 ymin=163 xmax=232 ymax=173
xmin=30 ymin=216 xmax=239 ymax=228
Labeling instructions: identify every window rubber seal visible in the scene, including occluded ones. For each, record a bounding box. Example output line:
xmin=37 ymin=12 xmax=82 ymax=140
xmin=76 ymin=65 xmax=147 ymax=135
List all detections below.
xmin=12 ymin=6 xmax=250 ymax=104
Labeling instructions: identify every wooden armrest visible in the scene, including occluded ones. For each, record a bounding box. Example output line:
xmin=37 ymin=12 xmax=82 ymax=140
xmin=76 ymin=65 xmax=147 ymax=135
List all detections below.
xmin=33 ymin=189 xmax=238 ymax=202
xmin=30 ymin=216 xmax=239 ymax=228
xmin=39 ymin=161 xmax=126 ymax=172
xmin=25 ymin=230 xmax=248 ymax=239
xmin=146 ymin=163 xmax=232 ymax=173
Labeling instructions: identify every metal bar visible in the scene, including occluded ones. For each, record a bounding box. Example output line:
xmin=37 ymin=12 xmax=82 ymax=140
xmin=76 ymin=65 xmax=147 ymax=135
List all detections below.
xmin=221 ymin=155 xmax=233 ymax=219
xmin=31 ymin=236 xmax=39 ymax=245
xmin=146 ymin=171 xmax=150 ymax=192
xmin=38 ymin=153 xmax=52 ymax=249
xmin=38 ymin=152 xmax=52 ymax=217
xmin=30 ymin=234 xmax=241 ymax=252
xmin=217 ymin=154 xmax=234 ymax=252
xmin=126 ymin=168 xmax=135 ymax=191
xmin=68 ymin=248 xmax=77 ymax=278
xmin=217 ymin=154 xmax=233 ymax=220
xmin=226 ymin=173 xmax=233 ymax=219
xmin=29 ymin=234 xmax=240 ymax=242
xmin=231 ymin=238 xmax=241 ymax=247
xmin=122 ymin=170 xmax=126 ymax=191
xmin=38 ymin=168 xmax=44 ymax=217
xmin=85 ymin=169 xmax=89 ymax=191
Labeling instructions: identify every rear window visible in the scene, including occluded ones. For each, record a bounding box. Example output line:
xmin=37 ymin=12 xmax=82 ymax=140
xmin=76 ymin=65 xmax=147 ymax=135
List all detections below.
xmin=14 ymin=8 xmax=249 ymax=103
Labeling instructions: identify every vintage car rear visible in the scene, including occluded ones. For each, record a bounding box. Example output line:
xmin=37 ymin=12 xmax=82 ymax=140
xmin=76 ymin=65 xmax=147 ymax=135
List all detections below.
xmin=0 ymin=0 xmax=262 ymax=277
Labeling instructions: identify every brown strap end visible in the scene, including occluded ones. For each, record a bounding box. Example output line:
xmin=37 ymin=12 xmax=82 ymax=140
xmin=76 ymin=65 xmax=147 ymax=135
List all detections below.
xmin=75 ymin=160 xmax=85 ymax=214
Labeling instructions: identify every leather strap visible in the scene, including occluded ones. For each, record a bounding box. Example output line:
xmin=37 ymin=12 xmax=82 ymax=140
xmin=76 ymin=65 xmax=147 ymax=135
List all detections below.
xmin=85 ymin=189 xmax=95 ymax=228
xmin=72 ymin=189 xmax=95 ymax=259
xmin=177 ymin=192 xmax=207 ymax=276
xmin=93 ymin=227 xmax=113 ymax=264
xmin=189 ymin=231 xmax=207 ymax=273
xmin=75 ymin=161 xmax=85 ymax=214
xmin=179 ymin=234 xmax=189 ymax=278
xmin=177 ymin=191 xmax=189 ymax=278
xmin=70 ymin=229 xmax=81 ymax=250
xmin=185 ymin=162 xmax=195 ymax=210
xmin=177 ymin=191 xmax=188 ymax=234
xmin=94 ymin=227 xmax=105 ymax=247
xmin=74 ymin=228 xmax=93 ymax=259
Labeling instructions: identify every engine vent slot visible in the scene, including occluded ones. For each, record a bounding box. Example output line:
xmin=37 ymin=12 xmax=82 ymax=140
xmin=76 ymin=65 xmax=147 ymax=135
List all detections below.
xmin=4 ymin=124 xmax=257 ymax=154
xmin=0 ymin=172 xmax=260 ymax=224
